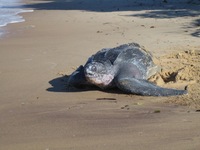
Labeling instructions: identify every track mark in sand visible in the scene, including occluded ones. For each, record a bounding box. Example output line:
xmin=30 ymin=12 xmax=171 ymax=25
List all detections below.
xmin=96 ymin=98 xmax=117 ymax=101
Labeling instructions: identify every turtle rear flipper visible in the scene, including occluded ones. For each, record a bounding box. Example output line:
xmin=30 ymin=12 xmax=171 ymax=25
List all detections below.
xmin=116 ymin=78 xmax=187 ymax=96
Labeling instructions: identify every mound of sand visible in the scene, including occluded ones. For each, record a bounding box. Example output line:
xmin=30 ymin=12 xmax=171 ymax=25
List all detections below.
xmin=149 ymin=49 xmax=200 ymax=108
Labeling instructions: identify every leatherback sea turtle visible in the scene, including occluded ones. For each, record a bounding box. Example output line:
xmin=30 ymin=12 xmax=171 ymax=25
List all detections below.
xmin=67 ymin=43 xmax=187 ymax=96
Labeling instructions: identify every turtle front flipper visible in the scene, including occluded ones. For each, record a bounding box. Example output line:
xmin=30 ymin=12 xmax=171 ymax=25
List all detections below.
xmin=67 ymin=65 xmax=90 ymax=88
xmin=116 ymin=78 xmax=187 ymax=96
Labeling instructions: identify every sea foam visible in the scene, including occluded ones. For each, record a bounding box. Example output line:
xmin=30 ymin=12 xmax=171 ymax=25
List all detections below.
xmin=0 ymin=0 xmax=33 ymax=36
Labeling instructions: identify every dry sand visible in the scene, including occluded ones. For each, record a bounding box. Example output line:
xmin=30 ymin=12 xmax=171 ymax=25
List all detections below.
xmin=149 ymin=50 xmax=200 ymax=108
xmin=0 ymin=0 xmax=200 ymax=149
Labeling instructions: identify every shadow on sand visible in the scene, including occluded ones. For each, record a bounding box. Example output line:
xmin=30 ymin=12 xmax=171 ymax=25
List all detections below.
xmin=191 ymin=19 xmax=200 ymax=37
xmin=23 ymin=0 xmax=200 ymax=37
xmin=47 ymin=75 xmax=124 ymax=95
xmin=46 ymin=75 xmax=99 ymax=93
xmin=47 ymin=76 xmax=69 ymax=92
xmin=47 ymin=75 xmax=95 ymax=93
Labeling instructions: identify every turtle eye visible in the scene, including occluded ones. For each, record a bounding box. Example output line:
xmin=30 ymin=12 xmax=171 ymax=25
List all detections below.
xmin=91 ymin=65 xmax=97 ymax=72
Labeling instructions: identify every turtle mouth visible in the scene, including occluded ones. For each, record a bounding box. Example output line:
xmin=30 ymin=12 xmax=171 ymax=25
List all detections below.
xmin=85 ymin=73 xmax=114 ymax=87
xmin=85 ymin=69 xmax=98 ymax=78
xmin=87 ymin=73 xmax=94 ymax=76
xmin=84 ymin=67 xmax=113 ymax=87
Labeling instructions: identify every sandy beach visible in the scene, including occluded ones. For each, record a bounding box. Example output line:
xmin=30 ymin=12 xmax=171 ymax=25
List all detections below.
xmin=0 ymin=0 xmax=200 ymax=149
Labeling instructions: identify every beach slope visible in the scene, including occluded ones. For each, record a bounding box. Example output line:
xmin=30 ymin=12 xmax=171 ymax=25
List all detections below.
xmin=0 ymin=0 xmax=200 ymax=149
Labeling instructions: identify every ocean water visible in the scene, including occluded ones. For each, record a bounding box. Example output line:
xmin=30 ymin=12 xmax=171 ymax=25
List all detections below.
xmin=0 ymin=0 xmax=33 ymax=36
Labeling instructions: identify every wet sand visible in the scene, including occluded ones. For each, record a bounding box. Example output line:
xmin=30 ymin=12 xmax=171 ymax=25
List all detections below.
xmin=0 ymin=0 xmax=200 ymax=149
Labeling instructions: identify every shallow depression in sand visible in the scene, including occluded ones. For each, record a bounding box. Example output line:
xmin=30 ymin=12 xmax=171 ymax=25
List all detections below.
xmin=149 ymin=49 xmax=200 ymax=108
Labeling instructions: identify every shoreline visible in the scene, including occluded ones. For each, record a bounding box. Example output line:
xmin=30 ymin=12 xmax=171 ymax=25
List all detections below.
xmin=0 ymin=0 xmax=34 ymax=37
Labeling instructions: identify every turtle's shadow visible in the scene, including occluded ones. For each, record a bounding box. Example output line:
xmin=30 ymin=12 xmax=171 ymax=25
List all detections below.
xmin=47 ymin=75 xmax=97 ymax=93
xmin=47 ymin=76 xmax=92 ymax=92
xmin=47 ymin=76 xmax=123 ymax=94
xmin=47 ymin=76 xmax=67 ymax=92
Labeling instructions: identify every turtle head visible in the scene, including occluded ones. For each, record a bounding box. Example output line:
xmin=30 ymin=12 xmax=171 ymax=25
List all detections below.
xmin=84 ymin=61 xmax=114 ymax=88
